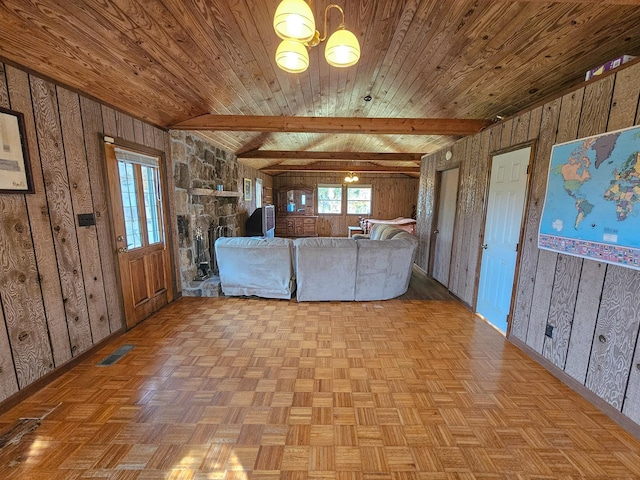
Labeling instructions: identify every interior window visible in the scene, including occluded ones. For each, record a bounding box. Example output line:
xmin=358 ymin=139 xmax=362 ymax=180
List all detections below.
xmin=317 ymin=184 xmax=342 ymax=214
xmin=347 ymin=185 xmax=372 ymax=215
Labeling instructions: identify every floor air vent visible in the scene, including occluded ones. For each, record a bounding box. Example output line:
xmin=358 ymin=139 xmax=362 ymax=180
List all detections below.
xmin=97 ymin=344 xmax=135 ymax=366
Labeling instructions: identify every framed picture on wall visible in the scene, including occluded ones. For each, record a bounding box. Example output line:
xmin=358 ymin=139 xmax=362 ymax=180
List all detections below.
xmin=0 ymin=107 xmax=34 ymax=194
xmin=244 ymin=178 xmax=252 ymax=201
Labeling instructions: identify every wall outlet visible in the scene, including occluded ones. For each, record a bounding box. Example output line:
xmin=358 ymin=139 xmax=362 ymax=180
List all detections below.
xmin=545 ymin=324 xmax=554 ymax=338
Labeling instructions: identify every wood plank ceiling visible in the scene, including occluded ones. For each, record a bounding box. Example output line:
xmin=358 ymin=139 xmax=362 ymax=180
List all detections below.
xmin=1 ymin=0 xmax=640 ymax=175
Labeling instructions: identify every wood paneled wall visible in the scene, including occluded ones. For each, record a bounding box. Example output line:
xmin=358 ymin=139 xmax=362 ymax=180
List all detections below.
xmin=0 ymin=62 xmax=170 ymax=403
xmin=417 ymin=62 xmax=640 ymax=428
xmin=274 ymin=173 xmax=418 ymax=237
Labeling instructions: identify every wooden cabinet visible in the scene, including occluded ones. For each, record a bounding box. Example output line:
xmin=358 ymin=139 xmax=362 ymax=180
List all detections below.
xmin=275 ymin=185 xmax=318 ymax=237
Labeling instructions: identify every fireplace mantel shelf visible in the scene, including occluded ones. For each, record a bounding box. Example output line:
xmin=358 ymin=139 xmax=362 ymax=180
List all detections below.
xmin=189 ymin=188 xmax=241 ymax=198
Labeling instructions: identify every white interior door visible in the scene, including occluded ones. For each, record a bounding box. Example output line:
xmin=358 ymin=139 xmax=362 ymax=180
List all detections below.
xmin=476 ymin=147 xmax=531 ymax=333
xmin=432 ymin=167 xmax=459 ymax=287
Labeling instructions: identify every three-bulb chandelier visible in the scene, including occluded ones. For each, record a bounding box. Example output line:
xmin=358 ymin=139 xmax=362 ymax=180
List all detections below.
xmin=273 ymin=0 xmax=361 ymax=73
xmin=344 ymin=172 xmax=359 ymax=183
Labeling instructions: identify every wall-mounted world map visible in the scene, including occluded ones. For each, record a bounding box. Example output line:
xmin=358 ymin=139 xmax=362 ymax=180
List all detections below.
xmin=539 ymin=125 xmax=640 ymax=270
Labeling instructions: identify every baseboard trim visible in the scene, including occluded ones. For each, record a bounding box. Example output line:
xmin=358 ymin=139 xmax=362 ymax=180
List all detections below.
xmin=0 ymin=329 xmax=124 ymax=416
xmin=508 ymin=335 xmax=640 ymax=440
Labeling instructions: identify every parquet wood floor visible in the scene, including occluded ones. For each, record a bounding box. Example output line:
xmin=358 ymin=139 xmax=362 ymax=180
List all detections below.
xmin=1 ymin=295 xmax=640 ymax=479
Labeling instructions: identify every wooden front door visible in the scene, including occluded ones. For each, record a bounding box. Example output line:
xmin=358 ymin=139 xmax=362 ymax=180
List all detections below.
xmin=105 ymin=143 xmax=172 ymax=329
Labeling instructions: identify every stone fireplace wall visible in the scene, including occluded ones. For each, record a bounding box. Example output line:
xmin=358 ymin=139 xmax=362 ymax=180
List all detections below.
xmin=171 ymin=131 xmax=242 ymax=291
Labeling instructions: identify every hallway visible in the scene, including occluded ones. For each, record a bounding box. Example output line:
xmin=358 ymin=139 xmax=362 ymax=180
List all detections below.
xmin=1 ymin=295 xmax=639 ymax=479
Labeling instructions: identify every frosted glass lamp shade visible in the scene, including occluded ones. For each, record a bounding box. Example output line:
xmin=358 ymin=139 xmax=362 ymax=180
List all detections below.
xmin=273 ymin=0 xmax=316 ymax=43
xmin=325 ymin=28 xmax=360 ymax=67
xmin=276 ymin=40 xmax=310 ymax=73
xmin=344 ymin=172 xmax=359 ymax=182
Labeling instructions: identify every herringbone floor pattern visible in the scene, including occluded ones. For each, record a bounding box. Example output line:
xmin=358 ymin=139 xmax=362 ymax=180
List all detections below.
xmin=1 ymin=296 xmax=640 ymax=479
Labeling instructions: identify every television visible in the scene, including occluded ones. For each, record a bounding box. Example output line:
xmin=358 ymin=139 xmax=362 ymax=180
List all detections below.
xmin=245 ymin=205 xmax=275 ymax=237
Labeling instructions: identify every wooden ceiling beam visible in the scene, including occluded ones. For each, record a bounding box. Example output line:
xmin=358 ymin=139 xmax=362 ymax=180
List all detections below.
xmin=238 ymin=150 xmax=423 ymax=161
xmin=261 ymin=165 xmax=421 ymax=174
xmin=172 ymin=115 xmax=491 ymax=136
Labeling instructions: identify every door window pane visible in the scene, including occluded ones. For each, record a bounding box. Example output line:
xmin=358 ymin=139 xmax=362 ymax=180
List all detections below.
xmin=142 ymin=165 xmax=162 ymax=244
xmin=118 ymin=161 xmax=143 ymax=249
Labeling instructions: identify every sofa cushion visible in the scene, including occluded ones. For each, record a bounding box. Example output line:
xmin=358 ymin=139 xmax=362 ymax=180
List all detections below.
xmin=354 ymin=236 xmax=417 ymax=301
xmin=368 ymin=223 xmax=394 ymax=240
xmin=379 ymin=226 xmax=408 ymax=240
xmin=215 ymin=237 xmax=295 ymax=299
xmin=294 ymin=237 xmax=358 ymax=301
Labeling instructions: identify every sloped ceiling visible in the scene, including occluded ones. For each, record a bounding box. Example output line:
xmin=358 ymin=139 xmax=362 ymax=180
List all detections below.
xmin=1 ymin=0 xmax=640 ymax=175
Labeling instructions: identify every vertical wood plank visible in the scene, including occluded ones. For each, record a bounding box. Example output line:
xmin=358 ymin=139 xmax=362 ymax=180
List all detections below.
xmin=0 ymin=196 xmax=54 ymax=388
xmin=579 ymin=76 xmax=616 ymax=136
xmin=564 ymin=260 xmax=607 ymax=382
xmin=115 ymin=110 xmax=135 ymax=142
xmin=542 ymin=255 xmax=583 ymax=368
xmin=0 ymin=68 xmax=53 ymax=387
xmin=5 ymin=65 xmax=72 ymax=367
xmin=0 ymin=63 xmax=21 ymax=399
xmin=154 ymin=127 xmax=167 ymax=152
xmin=101 ymin=105 xmax=117 ymax=138
xmin=499 ymin=118 xmax=516 ymax=150
xmin=586 ymin=268 xmax=640 ymax=409
xmin=462 ymin=132 xmax=483 ymax=305
xmin=143 ymin=122 xmax=156 ymax=149
xmin=80 ymin=96 xmax=124 ymax=334
xmin=156 ymin=128 xmax=178 ymax=297
xmin=512 ymin=111 xmax=531 ymax=145
xmin=455 ymin=136 xmax=475 ymax=305
xmin=583 ymin=71 xmax=640 ymax=410
xmin=416 ymin=154 xmax=436 ymax=270
xmin=606 ymin=62 xmax=640 ymax=130
xmin=527 ymin=106 xmax=543 ymax=144
xmin=0 ymin=63 xmax=8 ymax=106
xmin=448 ymin=139 xmax=470 ymax=301
xmin=563 ymin=74 xmax=625 ymax=383
xmin=511 ymin=100 xmax=560 ymax=342
xmin=525 ymin=89 xmax=584 ymax=352
xmin=0 ymin=305 xmax=19 ymax=402
xmin=623 ymin=328 xmax=640 ymax=424
xmin=30 ymin=76 xmax=93 ymax=357
xmin=132 ymin=118 xmax=145 ymax=145
xmin=57 ymin=87 xmax=111 ymax=343
xmin=611 ymin=62 xmax=640 ymax=421
xmin=543 ymin=76 xmax=615 ymax=369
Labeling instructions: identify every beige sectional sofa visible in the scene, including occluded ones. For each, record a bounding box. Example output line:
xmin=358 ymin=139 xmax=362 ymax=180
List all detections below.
xmin=215 ymin=225 xmax=417 ymax=301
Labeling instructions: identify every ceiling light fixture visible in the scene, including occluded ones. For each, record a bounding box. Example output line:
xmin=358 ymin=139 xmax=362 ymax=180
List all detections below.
xmin=344 ymin=172 xmax=359 ymax=183
xmin=273 ymin=0 xmax=360 ymax=73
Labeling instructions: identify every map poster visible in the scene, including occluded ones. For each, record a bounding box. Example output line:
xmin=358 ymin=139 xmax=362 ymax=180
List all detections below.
xmin=538 ymin=124 xmax=640 ymax=271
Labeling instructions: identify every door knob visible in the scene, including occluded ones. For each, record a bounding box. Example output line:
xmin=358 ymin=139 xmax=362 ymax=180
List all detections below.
xmin=434 ymin=229 xmax=439 ymax=234
xmin=481 ymin=244 xmax=488 ymax=249
xmin=118 ymin=247 xmax=128 ymax=253
xmin=117 ymin=235 xmax=125 ymax=242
